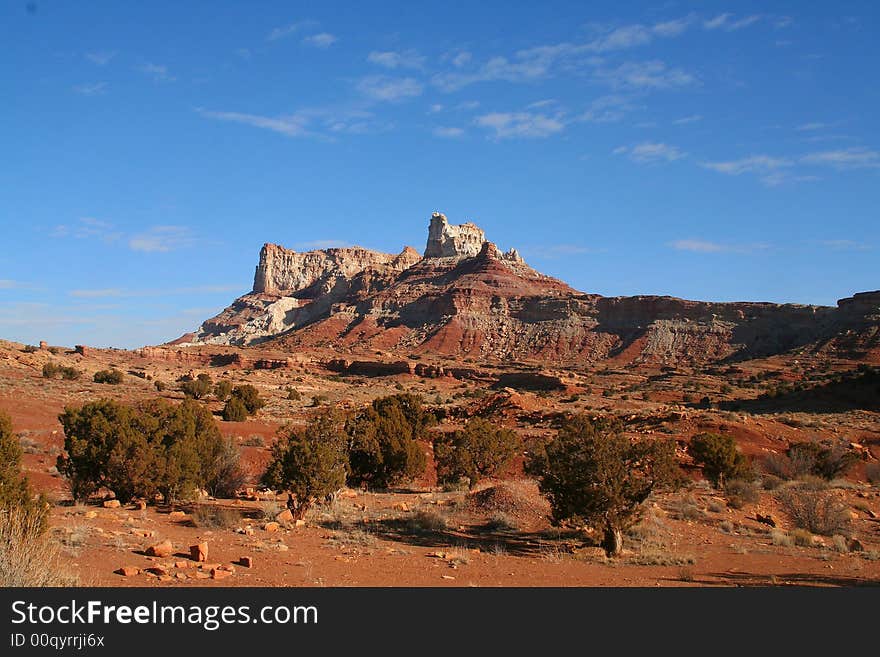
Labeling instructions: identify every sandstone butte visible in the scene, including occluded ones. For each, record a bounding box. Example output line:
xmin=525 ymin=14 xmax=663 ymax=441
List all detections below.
xmin=168 ymin=211 xmax=879 ymax=367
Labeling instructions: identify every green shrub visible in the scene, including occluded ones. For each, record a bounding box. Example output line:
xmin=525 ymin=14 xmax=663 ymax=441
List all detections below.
xmin=231 ymin=384 xmax=265 ymax=415
xmin=222 ymin=397 xmax=248 ymax=422
xmin=286 ymin=387 xmax=302 ymax=401
xmin=42 ymin=362 xmax=79 ymax=380
xmin=42 ymin=362 xmax=60 ymax=378
xmin=181 ymin=373 xmax=213 ymax=399
xmin=434 ymin=418 xmax=521 ymax=489
xmin=57 ymin=398 xmax=232 ymax=504
xmin=724 ymin=479 xmax=761 ymax=509
xmin=59 ymin=366 xmax=80 ymax=380
xmin=93 ymin=369 xmax=123 ymax=385
xmin=346 ymin=394 xmax=430 ymax=489
xmin=154 ymin=380 xmax=166 ymax=392
xmin=262 ymin=411 xmax=348 ymax=520
xmin=688 ymin=433 xmax=754 ymax=488
xmin=526 ymin=414 xmax=682 ymax=556
xmin=214 ymin=380 xmax=233 ymax=401
xmin=1 ymin=411 xmax=48 ymax=532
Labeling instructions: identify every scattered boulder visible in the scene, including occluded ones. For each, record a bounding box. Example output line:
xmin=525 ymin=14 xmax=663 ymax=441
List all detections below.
xmin=116 ymin=566 xmax=139 ymax=577
xmin=190 ymin=542 xmax=208 ymax=562
xmin=145 ymin=540 xmax=174 ymax=558
xmin=263 ymin=521 xmax=280 ymax=533
xmin=239 ymin=556 xmax=253 ymax=568
xmin=275 ymin=509 xmax=294 ymax=524
xmin=103 ymin=499 xmax=121 ymax=509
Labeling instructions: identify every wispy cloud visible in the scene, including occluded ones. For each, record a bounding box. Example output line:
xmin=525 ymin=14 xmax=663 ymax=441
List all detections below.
xmin=800 ymin=147 xmax=880 ymax=170
xmin=136 ymin=62 xmax=175 ymax=82
xmin=69 ymin=285 xmax=242 ymax=299
xmin=128 ymin=226 xmax=198 ymax=253
xmin=197 ymin=109 xmax=311 ymax=137
xmin=703 ymin=147 xmax=879 ymax=185
xmin=578 ymin=94 xmax=636 ymax=123
xmin=669 ymin=239 xmax=769 ymax=254
xmin=614 ymin=142 xmax=685 ymax=163
xmin=266 ymin=21 xmax=315 ymax=42
xmin=367 ymin=50 xmax=426 ymax=70
xmin=72 ymin=82 xmax=107 ymax=96
xmin=673 ymin=114 xmax=702 ymax=125
xmin=796 ymin=122 xmax=831 ymax=132
xmin=0 ymin=280 xmax=26 ymax=290
xmin=474 ymin=111 xmax=565 ymax=139
xmin=433 ymin=126 xmax=465 ymax=138
xmin=595 ymin=60 xmax=696 ymax=90
xmin=85 ymin=51 xmax=116 ymax=66
xmin=703 ymin=14 xmax=762 ymax=31
xmin=302 ymin=32 xmax=337 ymax=48
xmin=50 ymin=217 xmax=122 ymax=243
xmin=356 ymin=75 xmax=423 ymax=102
xmin=525 ymin=244 xmax=602 ymax=259
xmin=817 ymin=239 xmax=872 ymax=252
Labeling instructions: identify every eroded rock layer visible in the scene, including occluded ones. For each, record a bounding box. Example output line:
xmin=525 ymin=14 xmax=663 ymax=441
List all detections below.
xmin=179 ymin=213 xmax=880 ymax=365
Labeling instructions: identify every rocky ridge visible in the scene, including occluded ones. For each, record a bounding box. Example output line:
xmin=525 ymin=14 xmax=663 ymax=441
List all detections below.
xmin=178 ymin=213 xmax=880 ymax=365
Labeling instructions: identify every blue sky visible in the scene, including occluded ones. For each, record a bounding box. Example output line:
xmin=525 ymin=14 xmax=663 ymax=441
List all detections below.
xmin=1 ymin=1 xmax=878 ymax=348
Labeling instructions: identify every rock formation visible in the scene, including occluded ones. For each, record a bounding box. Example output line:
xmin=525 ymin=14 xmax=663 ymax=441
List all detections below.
xmin=178 ymin=212 xmax=880 ymax=365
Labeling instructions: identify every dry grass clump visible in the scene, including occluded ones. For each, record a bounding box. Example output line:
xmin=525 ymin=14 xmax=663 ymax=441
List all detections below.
xmin=0 ymin=507 xmax=79 ymax=586
xmin=776 ymin=488 xmax=851 ymax=537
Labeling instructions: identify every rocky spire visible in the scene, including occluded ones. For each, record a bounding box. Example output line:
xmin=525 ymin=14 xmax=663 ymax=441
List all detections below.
xmin=424 ymin=212 xmax=486 ymax=259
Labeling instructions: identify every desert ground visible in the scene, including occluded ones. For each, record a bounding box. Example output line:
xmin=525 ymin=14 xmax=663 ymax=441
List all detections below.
xmin=2 ymin=338 xmax=879 ymax=587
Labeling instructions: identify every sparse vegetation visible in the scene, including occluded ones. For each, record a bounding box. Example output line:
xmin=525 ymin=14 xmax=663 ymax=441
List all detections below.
xmin=57 ymin=398 xmax=240 ymax=504
xmin=433 ymin=417 xmax=522 ymax=489
xmin=214 ymin=380 xmax=233 ymax=401
xmin=526 ymin=414 xmax=682 ymax=556
xmin=181 ymin=373 xmax=213 ymax=399
xmin=93 ymin=369 xmax=124 ymax=385
xmin=346 ymin=394 xmax=431 ymax=489
xmin=262 ymin=411 xmax=349 ymax=520
xmin=777 ymin=487 xmax=851 ymax=536
xmin=688 ymin=432 xmax=754 ymax=488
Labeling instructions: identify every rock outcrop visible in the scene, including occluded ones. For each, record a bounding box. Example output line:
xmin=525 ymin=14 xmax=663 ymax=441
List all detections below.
xmin=424 ymin=212 xmax=486 ymax=259
xmin=178 ymin=212 xmax=880 ymax=365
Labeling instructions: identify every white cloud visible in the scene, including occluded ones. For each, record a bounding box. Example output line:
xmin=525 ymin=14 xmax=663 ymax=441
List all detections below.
xmin=451 ymin=51 xmax=472 ymax=68
xmin=302 ymin=32 xmax=337 ymax=48
xmin=128 ymin=226 xmax=198 ymax=253
xmin=595 ymin=60 xmax=696 ymax=90
xmin=433 ymin=126 xmax=464 ymax=138
xmin=801 ymin=147 xmax=879 ymax=170
xmin=72 ymin=82 xmax=107 ymax=96
xmin=817 ymin=239 xmax=872 ymax=252
xmin=796 ymin=122 xmax=831 ymax=131
xmin=474 ymin=112 xmax=565 ymax=139
xmin=578 ymin=94 xmax=635 ymax=123
xmin=136 ymin=62 xmax=175 ymax=82
xmin=614 ymin=142 xmax=685 ymax=163
xmin=669 ymin=239 xmax=769 ymax=254
xmin=85 ymin=51 xmax=116 ymax=66
xmin=198 ymin=109 xmax=311 ymax=137
xmin=673 ymin=114 xmax=702 ymax=125
xmin=50 ymin=217 xmax=122 ymax=242
xmin=703 ymin=14 xmax=762 ymax=31
xmin=367 ymin=50 xmax=425 ymax=70
xmin=701 ymin=155 xmax=792 ymax=176
xmin=69 ymin=285 xmax=242 ymax=299
xmin=526 ymin=245 xmax=601 ymax=258
xmin=0 ymin=280 xmax=24 ymax=290
xmin=266 ymin=21 xmax=315 ymax=42
xmin=356 ymin=75 xmax=423 ymax=102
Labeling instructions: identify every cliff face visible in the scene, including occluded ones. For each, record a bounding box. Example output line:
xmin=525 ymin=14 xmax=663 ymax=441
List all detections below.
xmin=179 ymin=212 xmax=879 ymax=365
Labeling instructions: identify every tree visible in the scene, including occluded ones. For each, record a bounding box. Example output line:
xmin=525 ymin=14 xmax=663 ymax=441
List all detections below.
xmin=434 ymin=418 xmax=522 ymax=489
xmin=346 ymin=394 xmax=430 ymax=489
xmin=57 ymin=398 xmax=236 ymax=504
xmin=222 ymin=397 xmax=248 ymax=422
xmin=1 ymin=411 xmax=49 ymax=532
xmin=214 ymin=380 xmax=233 ymax=401
xmin=231 ymin=384 xmax=265 ymax=415
xmin=181 ymin=373 xmax=213 ymax=399
xmin=93 ymin=369 xmax=123 ymax=384
xmin=262 ymin=411 xmax=348 ymax=519
xmin=526 ymin=415 xmax=681 ymax=556
xmin=688 ymin=432 xmax=754 ymax=488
